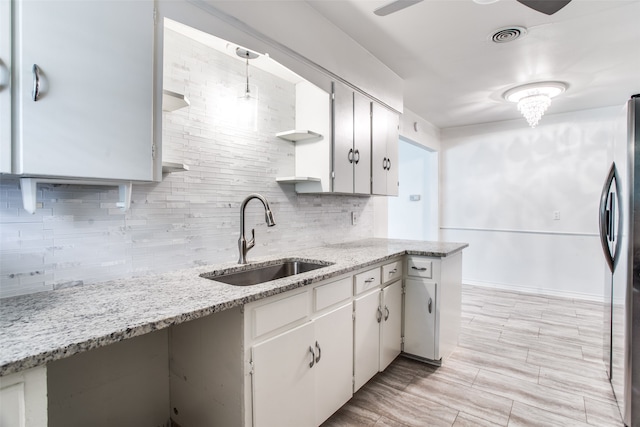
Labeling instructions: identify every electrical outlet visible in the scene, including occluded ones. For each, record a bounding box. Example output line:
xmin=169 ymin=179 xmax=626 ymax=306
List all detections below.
xmin=351 ymin=212 xmax=358 ymax=225
xmin=553 ymin=210 xmax=560 ymax=220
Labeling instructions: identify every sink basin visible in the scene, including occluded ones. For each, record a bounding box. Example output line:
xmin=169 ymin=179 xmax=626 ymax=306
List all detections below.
xmin=201 ymin=259 xmax=333 ymax=286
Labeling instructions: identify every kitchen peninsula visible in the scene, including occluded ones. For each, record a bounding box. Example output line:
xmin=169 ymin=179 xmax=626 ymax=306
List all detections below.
xmin=0 ymin=238 xmax=467 ymax=426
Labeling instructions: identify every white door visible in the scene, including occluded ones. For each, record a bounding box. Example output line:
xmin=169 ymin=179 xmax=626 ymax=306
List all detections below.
xmin=353 ymin=290 xmax=381 ymax=391
xmin=380 ymin=280 xmax=402 ymax=370
xmin=332 ymin=82 xmax=354 ymax=193
xmin=404 ymin=278 xmax=437 ymax=361
xmin=353 ymin=92 xmax=371 ymax=195
xmin=252 ymin=322 xmax=315 ymax=427
xmin=314 ymin=304 xmax=353 ymax=425
xmin=14 ymin=0 xmax=154 ymax=180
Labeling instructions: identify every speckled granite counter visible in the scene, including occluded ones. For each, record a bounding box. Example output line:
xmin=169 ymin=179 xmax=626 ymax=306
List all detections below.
xmin=0 ymin=238 xmax=467 ymax=376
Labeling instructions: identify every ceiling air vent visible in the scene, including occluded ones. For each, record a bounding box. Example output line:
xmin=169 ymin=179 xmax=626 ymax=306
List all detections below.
xmin=489 ymin=26 xmax=527 ymax=43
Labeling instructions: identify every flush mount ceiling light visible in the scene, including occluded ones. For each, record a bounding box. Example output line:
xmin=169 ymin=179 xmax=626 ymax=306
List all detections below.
xmin=503 ymin=81 xmax=567 ymax=128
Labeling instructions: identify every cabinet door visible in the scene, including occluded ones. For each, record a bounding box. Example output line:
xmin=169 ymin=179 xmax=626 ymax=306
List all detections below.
xmin=371 ymin=102 xmax=388 ymax=195
xmin=353 ymin=92 xmax=371 ymax=195
xmin=14 ymin=0 xmax=154 ymax=180
xmin=0 ymin=0 xmax=10 ymax=174
xmin=371 ymin=103 xmax=399 ymax=196
xmin=252 ymin=322 xmax=315 ymax=427
xmin=385 ymin=110 xmax=399 ymax=196
xmin=354 ymin=290 xmax=381 ymax=391
xmin=380 ymin=280 xmax=402 ymax=371
xmin=404 ymin=278 xmax=437 ymax=361
xmin=332 ymin=82 xmax=354 ymax=193
xmin=314 ymin=304 xmax=353 ymax=425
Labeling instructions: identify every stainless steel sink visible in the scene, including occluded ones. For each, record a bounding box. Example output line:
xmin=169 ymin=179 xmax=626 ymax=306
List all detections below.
xmin=200 ymin=259 xmax=333 ymax=286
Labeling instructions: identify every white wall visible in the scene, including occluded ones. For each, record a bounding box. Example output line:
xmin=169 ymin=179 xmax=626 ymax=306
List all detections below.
xmin=440 ymin=106 xmax=626 ymax=300
xmin=0 ymin=28 xmax=374 ymax=298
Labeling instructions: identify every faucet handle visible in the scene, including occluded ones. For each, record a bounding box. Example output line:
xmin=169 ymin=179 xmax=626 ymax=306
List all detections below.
xmin=247 ymin=228 xmax=256 ymax=250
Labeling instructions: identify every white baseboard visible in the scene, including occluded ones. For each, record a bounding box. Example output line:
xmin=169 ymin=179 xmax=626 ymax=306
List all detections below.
xmin=463 ymin=279 xmax=604 ymax=303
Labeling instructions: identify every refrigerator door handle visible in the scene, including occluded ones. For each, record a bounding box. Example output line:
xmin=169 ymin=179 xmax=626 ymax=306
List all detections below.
xmin=600 ymin=163 xmax=622 ymax=271
xmin=599 ymin=163 xmax=617 ymax=272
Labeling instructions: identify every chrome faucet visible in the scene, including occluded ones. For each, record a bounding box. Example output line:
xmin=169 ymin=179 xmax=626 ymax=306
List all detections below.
xmin=238 ymin=193 xmax=276 ymax=264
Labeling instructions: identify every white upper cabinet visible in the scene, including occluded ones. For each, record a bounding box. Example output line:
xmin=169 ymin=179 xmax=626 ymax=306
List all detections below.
xmin=332 ymin=82 xmax=372 ymax=195
xmin=13 ymin=0 xmax=155 ymax=181
xmin=332 ymin=81 xmax=354 ymax=194
xmin=371 ymin=102 xmax=399 ymax=196
xmin=0 ymin=0 xmax=11 ymax=174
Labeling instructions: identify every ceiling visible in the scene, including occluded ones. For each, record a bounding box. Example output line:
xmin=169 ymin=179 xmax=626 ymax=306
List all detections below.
xmin=305 ymin=0 xmax=640 ymax=128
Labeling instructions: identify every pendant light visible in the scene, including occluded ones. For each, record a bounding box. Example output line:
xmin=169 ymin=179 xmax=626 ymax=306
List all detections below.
xmin=235 ymin=47 xmax=259 ymax=130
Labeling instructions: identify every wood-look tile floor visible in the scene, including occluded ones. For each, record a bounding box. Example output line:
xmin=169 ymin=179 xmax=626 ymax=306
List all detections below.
xmin=322 ymin=285 xmax=624 ymax=427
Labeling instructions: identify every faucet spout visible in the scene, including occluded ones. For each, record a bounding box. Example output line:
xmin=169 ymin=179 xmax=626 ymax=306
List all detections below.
xmin=238 ymin=193 xmax=276 ymax=264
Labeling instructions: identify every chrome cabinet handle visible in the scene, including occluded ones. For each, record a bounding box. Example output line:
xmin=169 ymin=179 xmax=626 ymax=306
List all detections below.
xmin=387 ymin=158 xmax=391 ymax=171
xmin=354 ymin=149 xmax=360 ymax=164
xmin=412 ymin=266 xmax=427 ymax=271
xmin=315 ymin=341 xmax=321 ymax=363
xmin=388 ymin=268 xmax=397 ymax=275
xmin=32 ymin=64 xmax=41 ymax=101
xmin=308 ymin=346 xmax=315 ymax=368
xmin=382 ymin=157 xmax=387 ymax=169
xmin=384 ymin=306 xmax=390 ymax=321
xmin=428 ymin=297 xmax=432 ymax=314
xmin=348 ymin=148 xmax=354 ymax=164
xmin=364 ymin=277 xmax=376 ymax=283
xmin=376 ymin=306 xmax=382 ymax=323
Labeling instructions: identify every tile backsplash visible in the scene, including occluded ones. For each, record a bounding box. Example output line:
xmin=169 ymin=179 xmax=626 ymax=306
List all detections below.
xmin=0 ymin=28 xmax=373 ymax=298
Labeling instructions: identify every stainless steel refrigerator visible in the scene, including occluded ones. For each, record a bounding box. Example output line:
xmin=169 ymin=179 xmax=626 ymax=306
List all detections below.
xmin=600 ymin=94 xmax=640 ymax=427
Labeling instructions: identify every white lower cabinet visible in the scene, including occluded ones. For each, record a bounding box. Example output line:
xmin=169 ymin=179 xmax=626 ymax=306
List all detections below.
xmin=380 ymin=280 xmax=403 ymax=371
xmin=0 ymin=366 xmax=47 ymax=427
xmin=354 ymin=289 xmax=382 ymax=391
xmin=314 ymin=304 xmax=353 ymax=425
xmin=404 ymin=278 xmax=437 ymax=360
xmin=403 ymin=252 xmax=462 ymax=364
xmin=251 ymin=303 xmax=353 ymax=427
xmin=252 ymin=321 xmax=316 ymax=427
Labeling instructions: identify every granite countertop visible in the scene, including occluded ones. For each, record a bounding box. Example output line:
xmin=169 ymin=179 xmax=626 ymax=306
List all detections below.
xmin=0 ymin=238 xmax=467 ymax=376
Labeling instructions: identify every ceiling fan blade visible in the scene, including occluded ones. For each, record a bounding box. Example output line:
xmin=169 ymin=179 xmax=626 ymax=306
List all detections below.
xmin=516 ymin=0 xmax=571 ymax=15
xmin=374 ymin=0 xmax=423 ymax=16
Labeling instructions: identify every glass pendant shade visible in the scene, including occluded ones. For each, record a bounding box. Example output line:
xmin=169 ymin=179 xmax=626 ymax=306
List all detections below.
xmin=503 ymin=81 xmax=567 ymax=128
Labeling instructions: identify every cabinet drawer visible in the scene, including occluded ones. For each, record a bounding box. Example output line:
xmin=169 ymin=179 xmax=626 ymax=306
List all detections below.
xmin=314 ymin=277 xmax=352 ymax=312
xmin=381 ymin=260 xmax=402 ymax=284
xmin=252 ymin=291 xmax=309 ymax=339
xmin=407 ymin=257 xmax=433 ymax=279
xmin=354 ymin=267 xmax=381 ymax=295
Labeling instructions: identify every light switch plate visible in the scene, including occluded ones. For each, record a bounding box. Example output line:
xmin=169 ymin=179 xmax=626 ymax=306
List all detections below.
xmin=351 ymin=212 xmax=358 ymax=225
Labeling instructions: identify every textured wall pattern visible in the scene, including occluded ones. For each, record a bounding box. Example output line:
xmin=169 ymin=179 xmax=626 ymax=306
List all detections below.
xmin=0 ymin=28 xmax=373 ymax=298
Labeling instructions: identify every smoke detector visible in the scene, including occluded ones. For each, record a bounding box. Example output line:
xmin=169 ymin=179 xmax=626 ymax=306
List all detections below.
xmin=489 ymin=26 xmax=528 ymax=43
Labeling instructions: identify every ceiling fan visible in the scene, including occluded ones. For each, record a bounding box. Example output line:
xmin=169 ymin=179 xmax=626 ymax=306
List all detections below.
xmin=373 ymin=0 xmax=572 ymax=16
